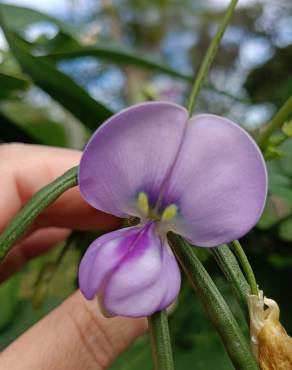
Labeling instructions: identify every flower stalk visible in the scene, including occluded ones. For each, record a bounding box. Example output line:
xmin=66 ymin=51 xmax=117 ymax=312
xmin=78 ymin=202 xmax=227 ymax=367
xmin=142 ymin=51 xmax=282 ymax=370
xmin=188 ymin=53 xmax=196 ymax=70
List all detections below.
xmin=169 ymin=233 xmax=259 ymax=370
xmin=258 ymin=95 xmax=292 ymax=150
xmin=231 ymin=240 xmax=258 ymax=296
xmin=187 ymin=0 xmax=238 ymax=115
xmin=0 ymin=166 xmax=78 ymax=261
xmin=211 ymin=244 xmax=250 ymax=316
xmin=148 ymin=310 xmax=175 ymax=370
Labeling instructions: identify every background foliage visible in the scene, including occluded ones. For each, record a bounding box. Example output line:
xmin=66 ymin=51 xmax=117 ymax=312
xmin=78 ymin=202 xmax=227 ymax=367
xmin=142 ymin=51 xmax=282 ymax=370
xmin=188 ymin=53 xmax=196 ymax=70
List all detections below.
xmin=0 ymin=0 xmax=291 ymax=369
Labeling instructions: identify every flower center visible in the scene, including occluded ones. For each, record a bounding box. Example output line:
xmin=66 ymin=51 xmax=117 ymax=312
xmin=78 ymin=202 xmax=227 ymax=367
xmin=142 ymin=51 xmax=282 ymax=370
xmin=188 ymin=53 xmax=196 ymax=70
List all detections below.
xmin=137 ymin=191 xmax=177 ymax=222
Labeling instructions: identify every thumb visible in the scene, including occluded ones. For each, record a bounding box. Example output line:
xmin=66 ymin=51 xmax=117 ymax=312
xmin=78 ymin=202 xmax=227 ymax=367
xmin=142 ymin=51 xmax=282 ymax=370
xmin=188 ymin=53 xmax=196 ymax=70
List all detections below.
xmin=0 ymin=291 xmax=147 ymax=370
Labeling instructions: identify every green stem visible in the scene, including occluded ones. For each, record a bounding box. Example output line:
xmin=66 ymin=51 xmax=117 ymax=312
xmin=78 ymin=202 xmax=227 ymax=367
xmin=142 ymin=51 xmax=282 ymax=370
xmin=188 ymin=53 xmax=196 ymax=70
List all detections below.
xmin=148 ymin=310 xmax=175 ymax=370
xmin=187 ymin=0 xmax=238 ymax=115
xmin=211 ymin=245 xmax=250 ymax=316
xmin=0 ymin=166 xmax=78 ymax=261
xmin=259 ymin=95 xmax=292 ymax=150
xmin=231 ymin=240 xmax=258 ymax=296
xmin=170 ymin=234 xmax=258 ymax=370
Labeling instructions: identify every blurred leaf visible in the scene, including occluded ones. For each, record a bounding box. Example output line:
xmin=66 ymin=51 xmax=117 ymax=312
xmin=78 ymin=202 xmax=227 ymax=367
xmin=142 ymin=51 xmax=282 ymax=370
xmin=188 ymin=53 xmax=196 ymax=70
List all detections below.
xmin=0 ymin=274 xmax=20 ymax=331
xmin=264 ymin=146 xmax=285 ymax=160
xmin=282 ymin=120 xmax=292 ymax=137
xmin=1 ymin=99 xmax=69 ymax=146
xmin=34 ymin=30 xmax=80 ymax=54
xmin=39 ymin=39 xmax=244 ymax=102
xmin=267 ymin=254 xmax=292 ymax=269
xmin=0 ymin=4 xmax=76 ymax=35
xmin=245 ymin=46 xmax=292 ymax=107
xmin=268 ymin=168 xmax=292 ymax=205
xmin=0 ymin=72 xmax=30 ymax=99
xmin=0 ymin=297 xmax=64 ymax=350
xmin=110 ymin=337 xmax=152 ymax=370
xmin=110 ymin=334 xmax=234 ymax=370
xmin=0 ymin=22 xmax=113 ymax=130
xmin=43 ymin=45 xmax=191 ymax=81
xmin=0 ymin=111 xmax=39 ymax=143
xmin=257 ymin=197 xmax=290 ymax=230
xmin=111 ymin=276 xmax=239 ymax=370
xmin=279 ymin=218 xmax=292 ymax=241
xmin=32 ymin=263 xmax=57 ymax=310
xmin=267 ymin=140 xmax=292 ymax=205
xmin=25 ymin=120 xmax=68 ymax=147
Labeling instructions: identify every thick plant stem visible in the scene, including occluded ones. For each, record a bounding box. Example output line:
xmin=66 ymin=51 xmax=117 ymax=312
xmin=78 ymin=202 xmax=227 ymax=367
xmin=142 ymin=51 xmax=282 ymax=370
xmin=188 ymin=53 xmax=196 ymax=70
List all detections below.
xmin=170 ymin=234 xmax=259 ymax=370
xmin=231 ymin=240 xmax=258 ymax=296
xmin=0 ymin=166 xmax=78 ymax=261
xmin=187 ymin=0 xmax=238 ymax=115
xmin=259 ymin=95 xmax=292 ymax=150
xmin=148 ymin=310 xmax=175 ymax=370
xmin=211 ymin=245 xmax=250 ymax=316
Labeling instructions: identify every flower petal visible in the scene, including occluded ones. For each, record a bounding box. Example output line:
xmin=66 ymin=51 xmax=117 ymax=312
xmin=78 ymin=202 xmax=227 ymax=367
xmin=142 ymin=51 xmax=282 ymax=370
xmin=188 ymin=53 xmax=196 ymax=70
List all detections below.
xmin=79 ymin=102 xmax=188 ymax=217
xmin=162 ymin=114 xmax=267 ymax=247
xmin=78 ymin=227 xmax=141 ymax=299
xmin=103 ymin=223 xmax=181 ymax=317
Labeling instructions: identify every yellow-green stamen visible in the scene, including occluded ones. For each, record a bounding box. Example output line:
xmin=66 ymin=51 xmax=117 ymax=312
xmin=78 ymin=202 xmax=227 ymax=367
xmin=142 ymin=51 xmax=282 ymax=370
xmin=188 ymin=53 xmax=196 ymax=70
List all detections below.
xmin=137 ymin=192 xmax=178 ymax=222
xmin=137 ymin=191 xmax=149 ymax=214
xmin=161 ymin=204 xmax=177 ymax=221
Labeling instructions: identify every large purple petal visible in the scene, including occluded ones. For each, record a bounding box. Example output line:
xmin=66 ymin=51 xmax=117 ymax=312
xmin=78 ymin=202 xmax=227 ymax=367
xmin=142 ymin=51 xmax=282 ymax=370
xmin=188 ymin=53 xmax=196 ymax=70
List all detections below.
xmin=79 ymin=102 xmax=188 ymax=217
xmin=78 ymin=227 xmax=141 ymax=299
xmin=162 ymin=114 xmax=267 ymax=247
xmin=103 ymin=223 xmax=181 ymax=317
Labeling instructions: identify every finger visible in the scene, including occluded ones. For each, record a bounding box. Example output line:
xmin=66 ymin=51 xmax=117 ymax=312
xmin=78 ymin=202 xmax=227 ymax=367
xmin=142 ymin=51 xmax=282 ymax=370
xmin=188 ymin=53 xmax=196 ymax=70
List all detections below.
xmin=0 ymin=227 xmax=70 ymax=282
xmin=0 ymin=291 xmax=147 ymax=370
xmin=0 ymin=143 xmax=121 ymax=232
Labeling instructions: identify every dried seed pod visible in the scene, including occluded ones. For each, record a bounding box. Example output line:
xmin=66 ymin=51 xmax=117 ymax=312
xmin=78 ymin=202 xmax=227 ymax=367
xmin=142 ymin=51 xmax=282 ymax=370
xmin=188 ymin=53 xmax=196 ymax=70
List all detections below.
xmin=248 ymin=292 xmax=292 ymax=370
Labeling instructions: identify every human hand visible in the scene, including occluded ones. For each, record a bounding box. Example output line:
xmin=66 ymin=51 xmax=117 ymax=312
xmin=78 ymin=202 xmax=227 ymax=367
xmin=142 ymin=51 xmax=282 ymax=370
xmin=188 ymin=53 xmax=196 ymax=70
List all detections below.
xmin=0 ymin=144 xmax=147 ymax=370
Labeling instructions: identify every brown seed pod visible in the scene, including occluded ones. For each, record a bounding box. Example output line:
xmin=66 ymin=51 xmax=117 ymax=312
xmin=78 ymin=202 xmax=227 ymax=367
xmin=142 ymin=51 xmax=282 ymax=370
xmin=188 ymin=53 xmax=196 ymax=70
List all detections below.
xmin=248 ymin=292 xmax=292 ymax=370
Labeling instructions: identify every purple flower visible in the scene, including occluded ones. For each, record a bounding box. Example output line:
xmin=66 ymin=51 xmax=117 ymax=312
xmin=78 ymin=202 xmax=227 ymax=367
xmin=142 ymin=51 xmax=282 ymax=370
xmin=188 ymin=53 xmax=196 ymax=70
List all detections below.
xmin=78 ymin=101 xmax=267 ymax=317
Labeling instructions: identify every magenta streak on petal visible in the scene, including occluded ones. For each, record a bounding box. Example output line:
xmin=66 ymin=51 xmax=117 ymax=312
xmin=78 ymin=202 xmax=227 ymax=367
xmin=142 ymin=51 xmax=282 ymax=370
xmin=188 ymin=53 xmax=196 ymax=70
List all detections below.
xmin=107 ymin=221 xmax=156 ymax=273
xmin=103 ymin=223 xmax=181 ymax=317
xmin=79 ymin=102 xmax=267 ymax=250
xmin=78 ymin=226 xmax=142 ymax=299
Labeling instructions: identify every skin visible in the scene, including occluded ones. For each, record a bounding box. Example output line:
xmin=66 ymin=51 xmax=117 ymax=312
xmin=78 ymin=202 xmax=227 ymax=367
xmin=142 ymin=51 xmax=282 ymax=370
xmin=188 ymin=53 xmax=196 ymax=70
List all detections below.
xmin=0 ymin=144 xmax=147 ymax=370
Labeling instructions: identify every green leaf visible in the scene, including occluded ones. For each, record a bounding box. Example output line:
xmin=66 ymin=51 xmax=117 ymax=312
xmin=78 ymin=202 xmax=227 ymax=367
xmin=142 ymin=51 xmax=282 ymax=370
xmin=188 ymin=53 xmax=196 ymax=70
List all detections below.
xmin=1 ymin=99 xmax=71 ymax=146
xmin=0 ymin=297 xmax=64 ymax=350
xmin=282 ymin=119 xmax=292 ymax=137
xmin=245 ymin=45 xmax=292 ymax=107
xmin=25 ymin=120 xmax=68 ymax=147
xmin=268 ymin=141 xmax=292 ymax=205
xmin=0 ymin=21 xmax=112 ymax=130
xmin=0 ymin=3 xmax=76 ymax=35
xmin=0 ymin=72 xmax=30 ymax=99
xmin=110 ymin=336 xmax=152 ymax=370
xmin=279 ymin=218 xmax=292 ymax=241
xmin=34 ymin=30 xmax=80 ymax=54
xmin=0 ymin=274 xmax=20 ymax=331
xmin=0 ymin=111 xmax=39 ymax=143
xmin=257 ymin=197 xmax=288 ymax=230
xmin=42 ymin=46 xmax=191 ymax=81
xmin=264 ymin=146 xmax=285 ymax=160
xmin=39 ymin=43 xmax=246 ymax=103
